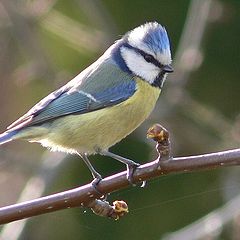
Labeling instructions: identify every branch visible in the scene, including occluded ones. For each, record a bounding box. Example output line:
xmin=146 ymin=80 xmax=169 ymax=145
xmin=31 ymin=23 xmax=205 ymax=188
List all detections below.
xmin=0 ymin=124 xmax=240 ymax=224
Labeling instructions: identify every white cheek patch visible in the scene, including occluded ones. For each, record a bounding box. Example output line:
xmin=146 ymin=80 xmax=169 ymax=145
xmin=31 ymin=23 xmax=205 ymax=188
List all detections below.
xmin=121 ymin=47 xmax=160 ymax=84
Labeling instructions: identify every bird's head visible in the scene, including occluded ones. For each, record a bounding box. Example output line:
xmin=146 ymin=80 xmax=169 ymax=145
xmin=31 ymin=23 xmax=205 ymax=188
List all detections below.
xmin=111 ymin=22 xmax=173 ymax=88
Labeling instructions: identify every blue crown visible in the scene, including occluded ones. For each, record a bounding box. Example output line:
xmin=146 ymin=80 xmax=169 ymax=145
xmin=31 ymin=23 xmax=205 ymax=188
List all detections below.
xmin=109 ymin=22 xmax=171 ymax=73
xmin=141 ymin=22 xmax=170 ymax=53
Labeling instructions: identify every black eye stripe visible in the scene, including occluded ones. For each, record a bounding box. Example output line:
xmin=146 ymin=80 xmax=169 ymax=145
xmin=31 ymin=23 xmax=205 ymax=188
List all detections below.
xmin=123 ymin=42 xmax=164 ymax=69
xmin=143 ymin=54 xmax=155 ymax=63
xmin=137 ymin=49 xmax=162 ymax=68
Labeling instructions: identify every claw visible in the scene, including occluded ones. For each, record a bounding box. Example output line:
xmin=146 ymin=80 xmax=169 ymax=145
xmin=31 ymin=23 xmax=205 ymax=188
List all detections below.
xmin=99 ymin=150 xmax=146 ymax=187
xmin=126 ymin=163 xmax=140 ymax=185
xmin=91 ymin=175 xmax=103 ymax=195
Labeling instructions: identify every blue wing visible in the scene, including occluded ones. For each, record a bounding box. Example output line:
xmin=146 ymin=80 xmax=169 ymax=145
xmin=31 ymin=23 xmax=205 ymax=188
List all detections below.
xmin=7 ymin=59 xmax=136 ymax=130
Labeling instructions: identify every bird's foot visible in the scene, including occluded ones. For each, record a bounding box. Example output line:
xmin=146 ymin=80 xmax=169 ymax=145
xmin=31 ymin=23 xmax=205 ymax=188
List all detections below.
xmin=126 ymin=162 xmax=147 ymax=187
xmin=91 ymin=174 xmax=109 ymax=200
xmin=91 ymin=173 xmax=104 ymax=196
xmin=99 ymin=150 xmax=146 ymax=187
xmin=127 ymin=162 xmax=139 ymax=185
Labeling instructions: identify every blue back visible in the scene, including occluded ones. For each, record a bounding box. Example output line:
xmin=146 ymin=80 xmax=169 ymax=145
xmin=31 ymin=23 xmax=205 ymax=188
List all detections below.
xmin=8 ymin=59 xmax=137 ymax=130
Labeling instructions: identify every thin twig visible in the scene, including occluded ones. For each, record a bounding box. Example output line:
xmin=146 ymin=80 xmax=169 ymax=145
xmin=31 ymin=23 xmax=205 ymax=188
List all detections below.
xmin=0 ymin=124 xmax=240 ymax=224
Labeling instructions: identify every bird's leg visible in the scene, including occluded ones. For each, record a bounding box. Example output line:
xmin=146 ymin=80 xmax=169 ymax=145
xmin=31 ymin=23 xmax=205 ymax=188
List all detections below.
xmin=100 ymin=150 xmax=140 ymax=184
xmin=77 ymin=153 xmax=103 ymax=193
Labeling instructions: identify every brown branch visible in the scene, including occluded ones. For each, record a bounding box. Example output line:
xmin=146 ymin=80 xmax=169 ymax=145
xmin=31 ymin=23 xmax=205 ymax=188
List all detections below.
xmin=0 ymin=124 xmax=240 ymax=224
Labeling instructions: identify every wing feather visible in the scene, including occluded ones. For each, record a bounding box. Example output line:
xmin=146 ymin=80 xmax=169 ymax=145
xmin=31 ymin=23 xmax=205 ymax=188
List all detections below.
xmin=8 ymin=60 xmax=136 ymax=130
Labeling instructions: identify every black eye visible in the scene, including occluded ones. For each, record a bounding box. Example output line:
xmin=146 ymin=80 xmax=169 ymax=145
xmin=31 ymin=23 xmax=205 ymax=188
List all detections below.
xmin=143 ymin=54 xmax=155 ymax=63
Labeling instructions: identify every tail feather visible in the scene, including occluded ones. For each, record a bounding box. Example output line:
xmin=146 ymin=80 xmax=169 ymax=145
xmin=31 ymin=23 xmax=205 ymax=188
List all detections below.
xmin=0 ymin=131 xmax=17 ymax=145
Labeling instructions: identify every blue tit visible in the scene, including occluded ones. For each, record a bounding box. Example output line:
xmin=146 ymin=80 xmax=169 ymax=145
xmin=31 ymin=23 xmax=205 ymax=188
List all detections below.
xmin=0 ymin=22 xmax=173 ymax=184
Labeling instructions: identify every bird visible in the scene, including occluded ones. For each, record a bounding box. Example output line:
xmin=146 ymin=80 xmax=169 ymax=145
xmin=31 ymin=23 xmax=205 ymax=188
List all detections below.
xmin=0 ymin=22 xmax=173 ymax=186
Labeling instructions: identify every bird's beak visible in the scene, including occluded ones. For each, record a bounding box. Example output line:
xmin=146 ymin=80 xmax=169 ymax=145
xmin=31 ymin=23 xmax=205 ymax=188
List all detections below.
xmin=163 ymin=64 xmax=174 ymax=73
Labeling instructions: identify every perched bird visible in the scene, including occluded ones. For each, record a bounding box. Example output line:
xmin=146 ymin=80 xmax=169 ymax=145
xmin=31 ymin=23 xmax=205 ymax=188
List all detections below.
xmin=0 ymin=22 xmax=173 ymax=185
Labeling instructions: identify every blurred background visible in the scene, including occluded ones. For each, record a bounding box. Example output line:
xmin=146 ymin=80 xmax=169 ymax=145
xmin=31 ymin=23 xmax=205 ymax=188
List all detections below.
xmin=0 ymin=0 xmax=240 ymax=239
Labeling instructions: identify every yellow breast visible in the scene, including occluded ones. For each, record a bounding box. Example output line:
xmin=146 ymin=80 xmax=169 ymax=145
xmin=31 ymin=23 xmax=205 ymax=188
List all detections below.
xmin=34 ymin=78 xmax=161 ymax=154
